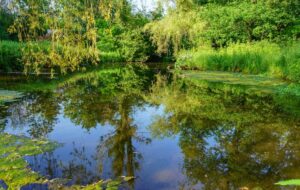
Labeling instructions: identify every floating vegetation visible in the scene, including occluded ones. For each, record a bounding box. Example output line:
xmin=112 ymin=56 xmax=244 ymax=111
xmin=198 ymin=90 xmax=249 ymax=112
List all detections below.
xmin=0 ymin=133 xmax=134 ymax=190
xmin=178 ymin=70 xmax=288 ymax=95
xmin=275 ymin=179 xmax=300 ymax=186
xmin=47 ymin=177 xmax=135 ymax=190
xmin=0 ymin=90 xmax=23 ymax=104
xmin=0 ymin=133 xmax=59 ymax=190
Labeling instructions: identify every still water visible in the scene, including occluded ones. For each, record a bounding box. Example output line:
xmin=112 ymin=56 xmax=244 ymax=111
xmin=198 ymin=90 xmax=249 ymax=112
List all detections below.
xmin=1 ymin=64 xmax=300 ymax=190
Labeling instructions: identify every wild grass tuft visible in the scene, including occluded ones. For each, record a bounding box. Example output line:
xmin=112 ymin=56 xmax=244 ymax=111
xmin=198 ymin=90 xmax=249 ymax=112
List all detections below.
xmin=0 ymin=41 xmax=23 ymax=72
xmin=176 ymin=41 xmax=300 ymax=82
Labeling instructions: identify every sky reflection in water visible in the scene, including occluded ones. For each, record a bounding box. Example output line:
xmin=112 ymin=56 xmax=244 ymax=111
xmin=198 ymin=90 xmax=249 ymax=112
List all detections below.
xmin=1 ymin=66 xmax=300 ymax=190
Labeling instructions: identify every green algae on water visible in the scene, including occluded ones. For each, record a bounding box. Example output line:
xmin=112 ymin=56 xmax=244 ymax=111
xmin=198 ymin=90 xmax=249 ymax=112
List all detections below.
xmin=0 ymin=90 xmax=23 ymax=104
xmin=275 ymin=179 xmax=300 ymax=186
xmin=0 ymin=133 xmax=59 ymax=190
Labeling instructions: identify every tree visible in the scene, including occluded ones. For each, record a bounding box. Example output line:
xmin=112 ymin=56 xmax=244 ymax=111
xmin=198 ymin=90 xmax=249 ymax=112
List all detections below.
xmin=9 ymin=0 xmax=101 ymax=75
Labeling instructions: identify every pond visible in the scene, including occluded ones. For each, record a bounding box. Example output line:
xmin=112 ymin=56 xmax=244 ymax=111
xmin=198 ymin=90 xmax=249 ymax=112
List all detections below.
xmin=1 ymin=64 xmax=300 ymax=190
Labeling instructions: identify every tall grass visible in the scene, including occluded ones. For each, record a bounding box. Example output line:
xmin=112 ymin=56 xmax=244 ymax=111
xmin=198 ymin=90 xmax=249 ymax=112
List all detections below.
xmin=100 ymin=51 xmax=124 ymax=63
xmin=0 ymin=41 xmax=23 ymax=72
xmin=176 ymin=41 xmax=300 ymax=82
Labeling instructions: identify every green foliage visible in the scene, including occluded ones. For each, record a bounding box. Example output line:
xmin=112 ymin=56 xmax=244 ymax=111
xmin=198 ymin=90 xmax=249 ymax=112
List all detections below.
xmin=99 ymin=51 xmax=123 ymax=63
xmin=176 ymin=41 xmax=300 ymax=82
xmin=0 ymin=41 xmax=23 ymax=72
xmin=146 ymin=0 xmax=299 ymax=55
xmin=200 ymin=1 xmax=299 ymax=46
xmin=0 ymin=40 xmax=124 ymax=73
xmin=96 ymin=9 xmax=154 ymax=62
xmin=144 ymin=10 xmax=204 ymax=55
xmin=0 ymin=9 xmax=16 ymax=40
xmin=9 ymin=0 xmax=100 ymax=75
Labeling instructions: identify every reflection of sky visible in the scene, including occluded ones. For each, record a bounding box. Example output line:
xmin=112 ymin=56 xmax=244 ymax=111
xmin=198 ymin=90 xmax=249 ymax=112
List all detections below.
xmin=4 ymin=101 xmax=190 ymax=189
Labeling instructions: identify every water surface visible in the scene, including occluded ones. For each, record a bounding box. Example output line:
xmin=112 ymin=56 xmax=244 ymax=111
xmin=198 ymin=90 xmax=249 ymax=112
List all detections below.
xmin=1 ymin=65 xmax=300 ymax=190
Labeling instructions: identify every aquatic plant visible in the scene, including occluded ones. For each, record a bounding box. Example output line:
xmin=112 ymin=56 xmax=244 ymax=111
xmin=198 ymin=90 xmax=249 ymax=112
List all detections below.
xmin=0 ymin=133 xmax=58 ymax=190
xmin=275 ymin=179 xmax=300 ymax=186
xmin=0 ymin=132 xmax=134 ymax=190
xmin=176 ymin=41 xmax=300 ymax=82
xmin=0 ymin=90 xmax=23 ymax=104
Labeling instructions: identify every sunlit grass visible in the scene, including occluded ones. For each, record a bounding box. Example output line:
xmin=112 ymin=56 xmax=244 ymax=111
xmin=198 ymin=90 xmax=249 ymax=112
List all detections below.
xmin=176 ymin=41 xmax=300 ymax=82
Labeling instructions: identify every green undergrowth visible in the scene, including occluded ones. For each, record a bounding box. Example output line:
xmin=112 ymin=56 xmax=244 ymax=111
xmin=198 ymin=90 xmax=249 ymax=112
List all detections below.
xmin=0 ymin=41 xmax=50 ymax=73
xmin=176 ymin=41 xmax=300 ymax=82
xmin=0 ymin=40 xmax=127 ymax=73
xmin=100 ymin=51 xmax=124 ymax=63
xmin=0 ymin=41 xmax=23 ymax=72
xmin=0 ymin=133 xmax=59 ymax=190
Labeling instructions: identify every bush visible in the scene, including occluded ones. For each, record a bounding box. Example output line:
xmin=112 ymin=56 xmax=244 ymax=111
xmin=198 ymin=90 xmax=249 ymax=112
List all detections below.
xmin=0 ymin=41 xmax=23 ymax=72
xmin=176 ymin=41 xmax=300 ymax=82
xmin=282 ymin=42 xmax=300 ymax=82
xmin=0 ymin=40 xmax=127 ymax=73
xmin=100 ymin=51 xmax=124 ymax=63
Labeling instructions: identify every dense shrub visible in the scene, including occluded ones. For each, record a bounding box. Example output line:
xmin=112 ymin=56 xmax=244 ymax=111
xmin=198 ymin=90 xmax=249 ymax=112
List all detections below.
xmin=100 ymin=51 xmax=124 ymax=63
xmin=0 ymin=9 xmax=17 ymax=40
xmin=145 ymin=0 xmax=299 ymax=56
xmin=0 ymin=40 xmax=126 ymax=72
xmin=0 ymin=41 xmax=23 ymax=72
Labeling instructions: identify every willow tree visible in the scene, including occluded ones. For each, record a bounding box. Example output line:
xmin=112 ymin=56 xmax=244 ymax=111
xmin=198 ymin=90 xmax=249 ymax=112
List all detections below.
xmin=98 ymin=0 xmax=131 ymax=23
xmin=9 ymin=0 xmax=100 ymax=75
xmin=144 ymin=9 xmax=204 ymax=56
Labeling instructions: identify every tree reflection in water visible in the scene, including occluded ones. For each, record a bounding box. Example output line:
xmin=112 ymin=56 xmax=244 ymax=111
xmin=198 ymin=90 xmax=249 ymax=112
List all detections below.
xmin=3 ymin=65 xmax=153 ymax=187
xmin=1 ymin=66 xmax=300 ymax=189
xmin=148 ymin=76 xmax=300 ymax=190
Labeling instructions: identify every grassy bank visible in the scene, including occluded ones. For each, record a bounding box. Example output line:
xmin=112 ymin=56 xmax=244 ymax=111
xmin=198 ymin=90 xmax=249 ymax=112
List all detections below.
xmin=0 ymin=40 xmax=124 ymax=72
xmin=176 ymin=41 xmax=300 ymax=82
xmin=0 ymin=41 xmax=23 ymax=72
